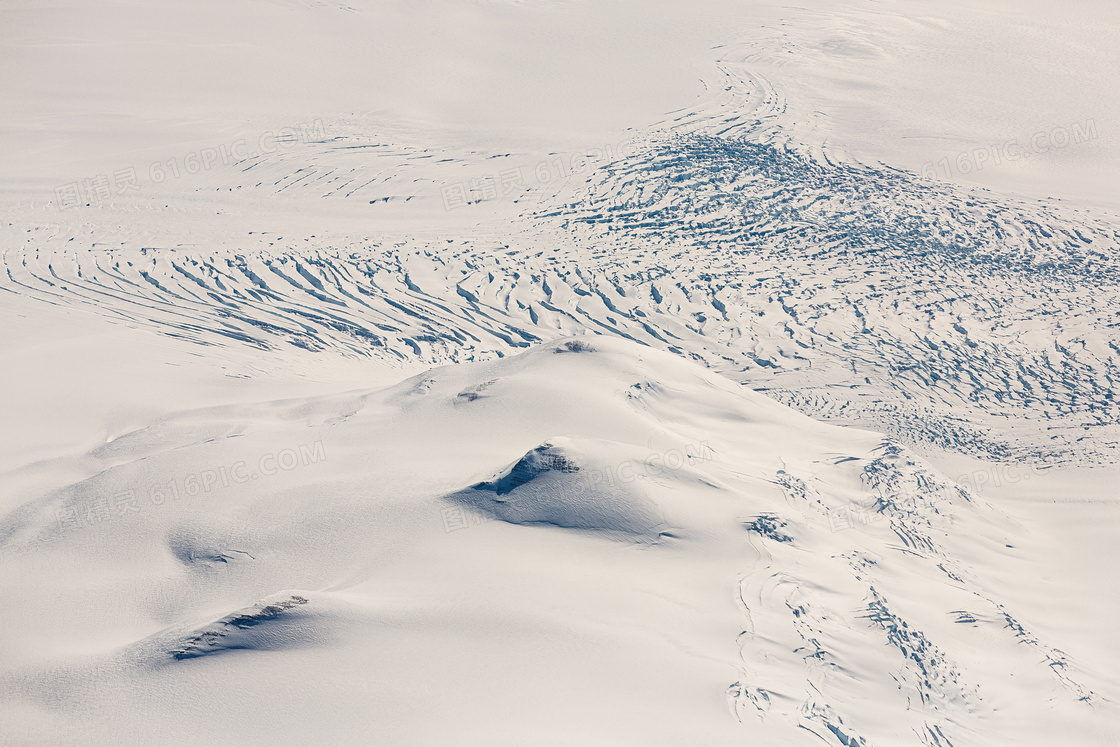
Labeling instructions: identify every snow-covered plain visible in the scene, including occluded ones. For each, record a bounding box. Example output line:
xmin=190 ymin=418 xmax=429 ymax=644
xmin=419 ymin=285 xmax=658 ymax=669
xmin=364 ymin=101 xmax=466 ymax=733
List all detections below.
xmin=2 ymin=0 xmax=1119 ymax=744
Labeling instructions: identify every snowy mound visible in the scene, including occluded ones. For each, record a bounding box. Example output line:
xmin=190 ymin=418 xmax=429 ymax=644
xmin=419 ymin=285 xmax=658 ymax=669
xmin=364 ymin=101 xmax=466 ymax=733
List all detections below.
xmin=2 ymin=336 xmax=1112 ymax=744
xmin=3 ymin=0 xmax=1119 ymax=742
xmin=168 ymin=593 xmax=314 ymax=660
xmin=447 ymin=438 xmax=668 ymax=537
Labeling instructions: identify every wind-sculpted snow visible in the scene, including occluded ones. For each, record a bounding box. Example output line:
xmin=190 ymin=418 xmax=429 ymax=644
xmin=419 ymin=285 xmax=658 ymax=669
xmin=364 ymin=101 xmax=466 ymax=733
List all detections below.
xmin=446 ymin=438 xmax=669 ymax=536
xmin=549 ymin=134 xmax=1120 ymax=279
xmin=1 ymin=338 xmax=1107 ymax=744
xmin=169 ymin=593 xmax=312 ymax=660
xmin=538 ymin=133 xmax=1120 ymax=461
xmin=3 ymin=33 xmax=1118 ymax=464
xmin=4 ymin=3 xmax=1119 ymax=744
xmin=7 ymin=130 xmax=1118 ymax=464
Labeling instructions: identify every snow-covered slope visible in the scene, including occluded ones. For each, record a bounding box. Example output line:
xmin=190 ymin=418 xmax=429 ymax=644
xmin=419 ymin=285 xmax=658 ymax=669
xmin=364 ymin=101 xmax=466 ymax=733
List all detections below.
xmin=3 ymin=338 xmax=1114 ymax=745
xmin=8 ymin=130 xmax=1120 ymax=465
xmin=2 ymin=0 xmax=1119 ymax=744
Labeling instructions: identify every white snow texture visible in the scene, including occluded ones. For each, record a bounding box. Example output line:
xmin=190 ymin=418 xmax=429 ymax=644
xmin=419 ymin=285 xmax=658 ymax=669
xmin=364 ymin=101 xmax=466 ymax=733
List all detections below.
xmin=2 ymin=1 xmax=1119 ymax=745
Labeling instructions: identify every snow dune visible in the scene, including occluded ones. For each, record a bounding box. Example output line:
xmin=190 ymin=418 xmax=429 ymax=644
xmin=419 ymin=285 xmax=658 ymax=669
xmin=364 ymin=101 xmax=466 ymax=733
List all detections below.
xmin=8 ymin=133 xmax=1120 ymax=465
xmin=2 ymin=338 xmax=1115 ymax=744
xmin=2 ymin=0 xmax=1119 ymax=743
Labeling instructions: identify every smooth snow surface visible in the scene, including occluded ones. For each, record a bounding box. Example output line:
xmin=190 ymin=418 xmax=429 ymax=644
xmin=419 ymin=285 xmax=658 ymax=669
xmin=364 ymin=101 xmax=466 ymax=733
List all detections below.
xmin=2 ymin=1 xmax=1119 ymax=744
